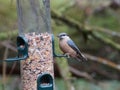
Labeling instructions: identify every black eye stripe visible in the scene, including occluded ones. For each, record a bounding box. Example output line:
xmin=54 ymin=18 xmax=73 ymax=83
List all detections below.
xmin=58 ymin=33 xmax=68 ymax=37
xmin=62 ymin=34 xmax=67 ymax=36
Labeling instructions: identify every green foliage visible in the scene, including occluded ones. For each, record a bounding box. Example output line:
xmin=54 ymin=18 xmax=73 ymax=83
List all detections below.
xmin=0 ymin=30 xmax=18 ymax=40
xmin=56 ymin=79 xmax=120 ymax=90
xmin=0 ymin=0 xmax=17 ymax=32
xmin=89 ymin=9 xmax=120 ymax=31
xmin=51 ymin=0 xmax=74 ymax=12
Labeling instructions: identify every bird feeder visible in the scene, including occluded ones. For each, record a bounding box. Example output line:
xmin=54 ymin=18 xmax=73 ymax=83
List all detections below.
xmin=4 ymin=0 xmax=54 ymax=90
xmin=17 ymin=0 xmax=54 ymax=89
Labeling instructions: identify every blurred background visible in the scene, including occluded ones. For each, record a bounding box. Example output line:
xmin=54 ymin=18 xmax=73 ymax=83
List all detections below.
xmin=0 ymin=0 xmax=120 ymax=90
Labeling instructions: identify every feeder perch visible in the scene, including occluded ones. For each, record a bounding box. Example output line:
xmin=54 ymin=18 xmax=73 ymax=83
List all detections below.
xmin=5 ymin=35 xmax=28 ymax=61
xmin=52 ymin=35 xmax=67 ymax=58
xmin=37 ymin=73 xmax=53 ymax=90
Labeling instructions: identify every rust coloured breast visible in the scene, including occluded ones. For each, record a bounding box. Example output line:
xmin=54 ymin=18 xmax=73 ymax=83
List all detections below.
xmin=59 ymin=39 xmax=76 ymax=57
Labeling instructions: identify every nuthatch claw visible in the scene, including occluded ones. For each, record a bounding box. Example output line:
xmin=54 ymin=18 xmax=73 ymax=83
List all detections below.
xmin=64 ymin=53 xmax=70 ymax=58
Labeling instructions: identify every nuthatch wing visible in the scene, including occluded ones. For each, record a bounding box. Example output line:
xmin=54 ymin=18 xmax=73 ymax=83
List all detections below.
xmin=57 ymin=33 xmax=87 ymax=61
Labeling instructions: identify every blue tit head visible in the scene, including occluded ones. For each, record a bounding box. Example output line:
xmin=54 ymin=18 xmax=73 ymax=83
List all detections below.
xmin=57 ymin=33 xmax=69 ymax=40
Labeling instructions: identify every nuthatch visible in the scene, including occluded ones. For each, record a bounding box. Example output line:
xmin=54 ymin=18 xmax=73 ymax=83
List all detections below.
xmin=57 ymin=33 xmax=87 ymax=61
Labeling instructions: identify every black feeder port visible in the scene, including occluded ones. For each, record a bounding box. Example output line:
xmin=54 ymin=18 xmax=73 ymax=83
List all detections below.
xmin=37 ymin=73 xmax=53 ymax=90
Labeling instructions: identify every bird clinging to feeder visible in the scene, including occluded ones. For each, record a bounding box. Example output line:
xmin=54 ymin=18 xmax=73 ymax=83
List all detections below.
xmin=57 ymin=32 xmax=87 ymax=61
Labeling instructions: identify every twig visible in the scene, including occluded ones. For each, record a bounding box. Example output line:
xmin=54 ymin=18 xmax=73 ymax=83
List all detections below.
xmin=0 ymin=40 xmax=17 ymax=78
xmin=91 ymin=66 xmax=119 ymax=79
xmin=69 ymin=66 xmax=97 ymax=83
xmin=2 ymin=47 xmax=9 ymax=90
xmin=0 ymin=40 xmax=17 ymax=52
xmin=84 ymin=53 xmax=120 ymax=71
xmin=89 ymin=26 xmax=120 ymax=37
xmin=8 ymin=62 xmax=17 ymax=76
xmin=91 ymin=32 xmax=120 ymax=51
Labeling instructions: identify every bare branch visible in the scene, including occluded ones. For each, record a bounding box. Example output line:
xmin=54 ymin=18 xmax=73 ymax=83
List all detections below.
xmin=2 ymin=47 xmax=9 ymax=90
xmin=69 ymin=66 xmax=97 ymax=83
xmin=0 ymin=40 xmax=17 ymax=52
xmin=84 ymin=53 xmax=120 ymax=71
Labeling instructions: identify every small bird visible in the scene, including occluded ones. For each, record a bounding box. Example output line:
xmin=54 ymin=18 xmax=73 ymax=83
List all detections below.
xmin=57 ymin=33 xmax=87 ymax=61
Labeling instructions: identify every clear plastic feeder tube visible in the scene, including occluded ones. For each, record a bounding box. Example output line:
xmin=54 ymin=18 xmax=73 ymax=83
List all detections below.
xmin=17 ymin=0 xmax=51 ymax=35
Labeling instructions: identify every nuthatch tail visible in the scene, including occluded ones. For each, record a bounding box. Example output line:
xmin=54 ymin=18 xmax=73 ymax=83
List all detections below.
xmin=57 ymin=33 xmax=87 ymax=61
